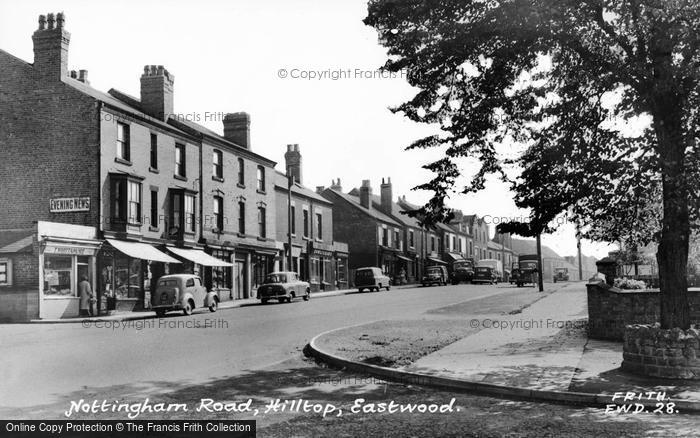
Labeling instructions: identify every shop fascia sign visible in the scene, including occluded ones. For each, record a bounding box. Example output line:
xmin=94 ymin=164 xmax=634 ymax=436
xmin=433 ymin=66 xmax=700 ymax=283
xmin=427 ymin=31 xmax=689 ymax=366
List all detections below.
xmin=44 ymin=245 xmax=97 ymax=256
xmin=49 ymin=197 xmax=91 ymax=213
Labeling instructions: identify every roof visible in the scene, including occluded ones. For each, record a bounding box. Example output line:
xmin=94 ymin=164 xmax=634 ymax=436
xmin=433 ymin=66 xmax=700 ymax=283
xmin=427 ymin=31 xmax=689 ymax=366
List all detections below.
xmin=274 ymin=171 xmax=332 ymax=205
xmin=0 ymin=229 xmax=34 ymax=253
xmin=326 ymin=189 xmax=400 ymax=226
xmin=370 ymin=195 xmax=422 ymax=229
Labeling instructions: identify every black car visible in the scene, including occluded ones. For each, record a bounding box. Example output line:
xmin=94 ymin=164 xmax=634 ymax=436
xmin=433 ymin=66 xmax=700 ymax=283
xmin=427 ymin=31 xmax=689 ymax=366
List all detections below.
xmin=472 ymin=266 xmax=497 ymax=284
xmin=422 ymin=265 xmax=448 ymax=286
xmin=451 ymin=260 xmax=474 ymax=285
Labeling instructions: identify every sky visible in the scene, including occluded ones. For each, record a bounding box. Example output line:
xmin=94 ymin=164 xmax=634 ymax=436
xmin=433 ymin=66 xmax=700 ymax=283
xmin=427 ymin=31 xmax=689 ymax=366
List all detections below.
xmin=0 ymin=0 xmax=615 ymax=259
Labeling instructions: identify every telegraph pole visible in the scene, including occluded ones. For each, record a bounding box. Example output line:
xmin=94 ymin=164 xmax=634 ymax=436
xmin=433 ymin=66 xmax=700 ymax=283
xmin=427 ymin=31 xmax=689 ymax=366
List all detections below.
xmin=536 ymin=233 xmax=544 ymax=292
xmin=576 ymin=225 xmax=583 ymax=281
xmin=287 ymin=174 xmax=293 ymax=272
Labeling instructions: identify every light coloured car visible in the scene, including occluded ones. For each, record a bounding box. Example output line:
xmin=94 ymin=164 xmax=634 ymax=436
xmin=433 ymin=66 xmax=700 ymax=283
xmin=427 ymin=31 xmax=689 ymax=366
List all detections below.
xmin=257 ymin=271 xmax=310 ymax=304
xmin=152 ymin=274 xmax=219 ymax=317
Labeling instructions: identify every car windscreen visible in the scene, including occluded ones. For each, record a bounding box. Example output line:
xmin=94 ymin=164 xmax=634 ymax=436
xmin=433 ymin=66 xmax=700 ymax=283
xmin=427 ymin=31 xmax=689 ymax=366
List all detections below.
xmin=355 ymin=270 xmax=374 ymax=278
xmin=454 ymin=262 xmax=472 ymax=269
xmin=475 ymin=267 xmax=490 ymax=272
xmin=265 ymin=274 xmax=288 ymax=284
xmin=520 ymin=261 xmax=537 ymax=269
xmin=427 ymin=267 xmax=441 ymax=274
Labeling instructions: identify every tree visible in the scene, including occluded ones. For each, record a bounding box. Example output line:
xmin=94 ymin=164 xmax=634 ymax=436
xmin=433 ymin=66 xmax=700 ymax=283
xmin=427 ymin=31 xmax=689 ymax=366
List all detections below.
xmin=365 ymin=0 xmax=700 ymax=329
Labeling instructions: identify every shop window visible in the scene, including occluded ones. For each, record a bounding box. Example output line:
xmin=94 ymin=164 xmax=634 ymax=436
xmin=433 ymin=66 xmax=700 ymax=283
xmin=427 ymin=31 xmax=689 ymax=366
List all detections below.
xmin=253 ymin=254 xmax=274 ymax=289
xmin=211 ymin=250 xmax=231 ymax=290
xmin=175 ymin=143 xmax=186 ymax=178
xmin=43 ymin=255 xmax=74 ymax=296
xmin=213 ymin=150 xmax=223 ymax=178
xmin=116 ymin=122 xmax=130 ymax=161
xmin=0 ymin=259 xmax=11 ymax=286
xmin=337 ymin=258 xmax=346 ymax=282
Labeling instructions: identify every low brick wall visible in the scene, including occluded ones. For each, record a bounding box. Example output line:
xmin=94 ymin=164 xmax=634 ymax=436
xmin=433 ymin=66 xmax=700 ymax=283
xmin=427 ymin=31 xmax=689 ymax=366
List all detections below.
xmin=622 ymin=324 xmax=700 ymax=379
xmin=587 ymin=281 xmax=700 ymax=341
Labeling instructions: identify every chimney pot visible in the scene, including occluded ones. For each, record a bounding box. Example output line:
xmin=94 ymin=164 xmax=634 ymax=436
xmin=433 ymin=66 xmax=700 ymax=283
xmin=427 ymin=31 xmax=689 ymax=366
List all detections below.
xmin=78 ymin=69 xmax=89 ymax=84
xmin=38 ymin=15 xmax=46 ymax=30
xmin=56 ymin=12 xmax=65 ymax=29
xmin=140 ymin=64 xmax=174 ymax=121
xmin=32 ymin=13 xmax=71 ymax=80
xmin=47 ymin=13 xmax=55 ymax=29
xmin=284 ymin=142 xmax=302 ymax=184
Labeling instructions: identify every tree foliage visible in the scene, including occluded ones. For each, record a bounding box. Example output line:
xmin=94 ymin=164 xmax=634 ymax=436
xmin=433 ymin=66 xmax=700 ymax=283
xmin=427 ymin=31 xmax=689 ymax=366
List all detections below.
xmin=366 ymin=0 xmax=700 ymax=328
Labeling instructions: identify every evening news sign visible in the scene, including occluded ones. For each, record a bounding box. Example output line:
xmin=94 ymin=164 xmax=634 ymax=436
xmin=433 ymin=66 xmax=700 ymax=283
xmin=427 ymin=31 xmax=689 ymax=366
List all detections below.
xmin=49 ymin=197 xmax=90 ymax=213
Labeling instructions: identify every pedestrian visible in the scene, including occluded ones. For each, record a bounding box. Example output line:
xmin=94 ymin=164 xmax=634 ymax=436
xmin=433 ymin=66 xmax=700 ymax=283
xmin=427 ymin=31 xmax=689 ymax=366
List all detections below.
xmin=79 ymin=275 xmax=94 ymax=317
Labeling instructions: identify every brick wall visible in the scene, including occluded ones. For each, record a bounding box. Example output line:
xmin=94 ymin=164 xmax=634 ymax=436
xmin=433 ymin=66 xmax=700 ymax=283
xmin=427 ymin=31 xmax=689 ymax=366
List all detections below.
xmin=587 ymin=281 xmax=700 ymax=341
xmin=0 ymin=50 xmax=100 ymax=230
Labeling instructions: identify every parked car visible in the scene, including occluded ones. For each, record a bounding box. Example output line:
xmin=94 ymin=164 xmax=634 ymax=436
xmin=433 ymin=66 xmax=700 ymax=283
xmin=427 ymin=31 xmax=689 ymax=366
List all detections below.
xmin=257 ymin=271 xmax=310 ymax=304
xmin=553 ymin=267 xmax=570 ymax=282
xmin=516 ymin=255 xmax=539 ymax=287
xmin=152 ymin=274 xmax=219 ymax=317
xmin=422 ymin=265 xmax=448 ymax=286
xmin=476 ymin=259 xmax=503 ymax=282
xmin=509 ymin=262 xmax=521 ymax=285
xmin=472 ymin=266 xmax=498 ymax=284
xmin=451 ymin=259 xmax=474 ymax=285
xmin=354 ymin=267 xmax=391 ymax=292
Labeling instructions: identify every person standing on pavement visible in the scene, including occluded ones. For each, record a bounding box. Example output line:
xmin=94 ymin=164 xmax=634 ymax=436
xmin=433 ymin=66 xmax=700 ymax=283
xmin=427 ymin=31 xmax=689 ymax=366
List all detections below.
xmin=79 ymin=275 xmax=94 ymax=317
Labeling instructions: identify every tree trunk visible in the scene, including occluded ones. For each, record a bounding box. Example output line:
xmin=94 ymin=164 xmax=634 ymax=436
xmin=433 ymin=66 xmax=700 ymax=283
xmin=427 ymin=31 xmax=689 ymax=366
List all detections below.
xmin=653 ymin=102 xmax=691 ymax=330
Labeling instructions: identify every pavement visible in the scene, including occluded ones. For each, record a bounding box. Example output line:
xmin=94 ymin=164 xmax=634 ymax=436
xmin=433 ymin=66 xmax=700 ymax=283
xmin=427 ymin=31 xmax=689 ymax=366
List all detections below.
xmin=310 ymin=281 xmax=700 ymax=411
xmin=29 ymin=284 xmax=417 ymax=323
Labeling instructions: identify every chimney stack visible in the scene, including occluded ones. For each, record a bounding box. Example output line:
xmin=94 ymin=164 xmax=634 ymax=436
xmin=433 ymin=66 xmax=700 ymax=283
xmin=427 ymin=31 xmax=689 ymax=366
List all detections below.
xmin=32 ymin=12 xmax=70 ymax=80
xmin=316 ymin=186 xmax=325 ymax=194
xmin=380 ymin=177 xmax=393 ymax=215
xmin=284 ymin=143 xmax=302 ymax=184
xmin=223 ymin=112 xmax=251 ymax=149
xmin=78 ymin=69 xmax=89 ymax=85
xmin=330 ymin=178 xmax=342 ymax=192
xmin=359 ymin=180 xmax=372 ymax=209
xmin=140 ymin=65 xmax=174 ymax=121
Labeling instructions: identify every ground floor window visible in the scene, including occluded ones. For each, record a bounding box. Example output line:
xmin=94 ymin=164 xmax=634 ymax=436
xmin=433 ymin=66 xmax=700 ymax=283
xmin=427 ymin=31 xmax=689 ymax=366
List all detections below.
xmin=309 ymin=256 xmax=320 ymax=284
xmin=43 ymin=255 xmax=73 ymax=296
xmin=253 ymin=254 xmax=274 ymax=289
xmin=336 ymin=257 xmax=347 ymax=283
xmin=100 ymin=251 xmax=142 ymax=300
xmin=0 ymin=260 xmax=8 ymax=285
xmin=211 ymin=250 xmax=232 ymax=290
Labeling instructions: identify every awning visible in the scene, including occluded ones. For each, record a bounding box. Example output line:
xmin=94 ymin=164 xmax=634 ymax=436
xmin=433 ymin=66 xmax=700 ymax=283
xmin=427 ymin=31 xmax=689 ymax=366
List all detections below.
xmin=167 ymin=247 xmax=234 ymax=267
xmin=106 ymin=239 xmax=181 ymax=263
xmin=0 ymin=230 xmax=34 ymax=253
xmin=444 ymin=252 xmax=464 ymax=262
xmin=397 ymin=255 xmax=412 ymax=262
xmin=428 ymin=257 xmax=448 ymax=265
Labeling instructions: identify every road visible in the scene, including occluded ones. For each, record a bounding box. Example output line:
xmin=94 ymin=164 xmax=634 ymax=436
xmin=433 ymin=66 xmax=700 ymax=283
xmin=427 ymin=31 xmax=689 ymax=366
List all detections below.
xmin=0 ymin=283 xmax=696 ymax=437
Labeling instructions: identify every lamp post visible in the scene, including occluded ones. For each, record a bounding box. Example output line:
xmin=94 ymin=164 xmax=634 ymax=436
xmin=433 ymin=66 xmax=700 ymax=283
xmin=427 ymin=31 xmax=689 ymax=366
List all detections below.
xmin=287 ymin=175 xmax=293 ymax=272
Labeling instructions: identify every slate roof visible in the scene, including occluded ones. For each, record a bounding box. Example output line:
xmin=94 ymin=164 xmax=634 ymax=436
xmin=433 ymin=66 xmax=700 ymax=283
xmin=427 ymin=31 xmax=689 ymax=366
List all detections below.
xmin=369 ymin=195 xmax=422 ymax=229
xmin=0 ymin=229 xmax=34 ymax=253
xmin=274 ymin=171 xmax=331 ymax=205
xmin=327 ymin=189 xmax=400 ymax=226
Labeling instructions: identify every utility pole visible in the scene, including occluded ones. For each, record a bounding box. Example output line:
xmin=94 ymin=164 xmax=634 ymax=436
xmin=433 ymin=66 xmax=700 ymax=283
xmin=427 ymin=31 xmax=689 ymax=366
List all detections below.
xmin=576 ymin=223 xmax=583 ymax=281
xmin=536 ymin=233 xmax=544 ymax=292
xmin=287 ymin=174 xmax=293 ymax=272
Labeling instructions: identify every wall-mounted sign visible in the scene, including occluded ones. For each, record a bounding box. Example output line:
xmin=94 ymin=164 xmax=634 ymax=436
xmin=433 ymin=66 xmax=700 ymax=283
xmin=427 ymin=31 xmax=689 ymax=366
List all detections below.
xmin=49 ymin=197 xmax=90 ymax=213
xmin=44 ymin=245 xmax=97 ymax=256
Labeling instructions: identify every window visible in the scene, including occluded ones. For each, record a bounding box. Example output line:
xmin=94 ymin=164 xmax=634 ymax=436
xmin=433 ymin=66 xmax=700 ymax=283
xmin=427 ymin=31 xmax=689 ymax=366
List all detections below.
xmin=409 ymin=230 xmax=414 ymax=248
xmin=116 ymin=122 xmax=130 ymax=161
xmin=175 ymin=143 xmax=186 ymax=177
xmin=316 ymin=213 xmax=323 ymax=239
xmin=431 ymin=236 xmax=436 ymax=252
xmin=452 ymin=236 xmax=456 ymax=251
xmin=43 ymin=255 xmax=73 ymax=295
xmin=211 ymin=249 xmax=232 ymax=290
xmin=238 ymin=201 xmax=246 ymax=234
xmin=394 ymin=230 xmax=400 ymax=249
xmin=382 ymin=228 xmax=388 ymax=247
xmin=258 ymin=206 xmax=266 ymax=238
xmin=150 ymin=190 xmax=158 ymax=228
xmin=257 ymin=165 xmax=265 ymax=191
xmin=290 ymin=206 xmax=296 ymax=235
xmin=213 ymin=150 xmax=223 ymax=178
xmin=127 ymin=181 xmax=141 ymax=224
xmin=214 ymin=196 xmax=224 ymax=230
xmin=0 ymin=260 xmax=9 ymax=286
xmin=303 ymin=209 xmax=309 ymax=238
xmin=184 ymin=194 xmax=195 ymax=233
xmin=150 ymin=133 xmax=158 ymax=169
xmin=469 ymin=241 xmax=473 ymax=256
xmin=237 ymin=158 xmax=245 ymax=185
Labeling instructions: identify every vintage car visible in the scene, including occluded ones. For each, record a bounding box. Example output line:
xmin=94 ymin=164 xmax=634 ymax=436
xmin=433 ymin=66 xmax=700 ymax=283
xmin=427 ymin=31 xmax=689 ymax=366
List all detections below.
xmin=422 ymin=265 xmax=448 ymax=287
xmin=509 ymin=262 xmax=521 ymax=285
xmin=354 ymin=267 xmax=391 ymax=292
xmin=152 ymin=274 xmax=219 ymax=317
xmin=472 ymin=266 xmax=498 ymax=284
xmin=516 ymin=256 xmax=539 ymax=287
xmin=450 ymin=259 xmax=474 ymax=285
xmin=553 ymin=267 xmax=570 ymax=282
xmin=257 ymin=271 xmax=310 ymax=304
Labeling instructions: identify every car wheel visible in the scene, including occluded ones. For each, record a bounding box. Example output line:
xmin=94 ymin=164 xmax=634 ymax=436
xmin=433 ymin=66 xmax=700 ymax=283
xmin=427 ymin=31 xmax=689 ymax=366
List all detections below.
xmin=358 ymin=288 xmax=364 ymax=293
xmin=183 ymin=300 xmax=193 ymax=316
xmin=377 ymin=284 xmax=382 ymax=292
xmin=288 ymin=293 xmax=294 ymax=303
xmin=155 ymin=309 xmax=166 ymax=318
xmin=386 ymin=285 xmax=390 ymax=291
xmin=278 ymin=298 xmax=286 ymax=304
xmin=261 ymin=298 xmax=269 ymax=305
xmin=303 ymin=289 xmax=310 ymax=301
xmin=209 ymin=297 xmax=218 ymax=312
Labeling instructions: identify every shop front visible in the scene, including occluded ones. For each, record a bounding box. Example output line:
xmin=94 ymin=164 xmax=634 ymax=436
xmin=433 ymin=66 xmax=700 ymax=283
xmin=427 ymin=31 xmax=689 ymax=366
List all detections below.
xmin=98 ymin=239 xmax=181 ymax=314
xmin=38 ymin=222 xmax=102 ymax=319
xmin=308 ymin=242 xmax=334 ymax=291
xmin=379 ymin=248 xmax=398 ymax=281
xmin=333 ymin=242 xmax=349 ymax=290
xmin=167 ymin=246 xmax=234 ymax=301
xmin=395 ymin=254 xmax=413 ymax=285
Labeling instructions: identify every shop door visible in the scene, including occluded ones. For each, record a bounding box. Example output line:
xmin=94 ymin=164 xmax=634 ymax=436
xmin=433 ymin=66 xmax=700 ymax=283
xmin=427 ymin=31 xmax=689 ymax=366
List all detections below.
xmin=235 ymin=260 xmax=247 ymax=299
